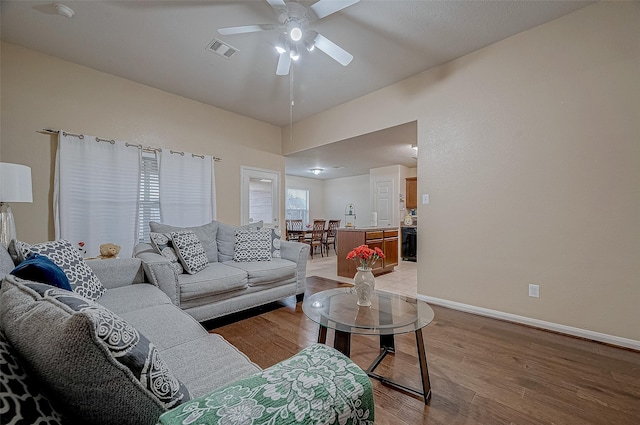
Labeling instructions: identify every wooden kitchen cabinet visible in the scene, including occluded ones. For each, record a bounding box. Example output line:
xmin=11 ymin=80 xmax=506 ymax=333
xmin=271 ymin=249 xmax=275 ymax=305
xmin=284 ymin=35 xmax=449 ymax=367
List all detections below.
xmin=337 ymin=227 xmax=399 ymax=278
xmin=406 ymin=177 xmax=417 ymax=210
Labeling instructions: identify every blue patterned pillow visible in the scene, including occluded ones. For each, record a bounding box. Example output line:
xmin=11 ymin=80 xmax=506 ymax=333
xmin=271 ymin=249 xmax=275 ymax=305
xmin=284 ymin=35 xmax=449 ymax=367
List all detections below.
xmin=0 ymin=329 xmax=65 ymax=425
xmin=233 ymin=228 xmax=273 ymax=262
xmin=10 ymin=253 xmax=72 ymax=291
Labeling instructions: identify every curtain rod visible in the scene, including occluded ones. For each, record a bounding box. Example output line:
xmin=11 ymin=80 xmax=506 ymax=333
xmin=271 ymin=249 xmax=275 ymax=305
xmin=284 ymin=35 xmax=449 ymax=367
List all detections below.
xmin=38 ymin=129 xmax=221 ymax=162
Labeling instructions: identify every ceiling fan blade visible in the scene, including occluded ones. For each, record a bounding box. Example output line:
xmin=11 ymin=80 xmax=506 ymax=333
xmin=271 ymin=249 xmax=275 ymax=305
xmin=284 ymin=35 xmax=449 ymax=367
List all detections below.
xmin=313 ymin=33 xmax=353 ymax=66
xmin=218 ymin=24 xmax=276 ymax=35
xmin=266 ymin=0 xmax=288 ymax=15
xmin=310 ymin=0 xmax=359 ymax=19
xmin=276 ymin=52 xmax=292 ymax=76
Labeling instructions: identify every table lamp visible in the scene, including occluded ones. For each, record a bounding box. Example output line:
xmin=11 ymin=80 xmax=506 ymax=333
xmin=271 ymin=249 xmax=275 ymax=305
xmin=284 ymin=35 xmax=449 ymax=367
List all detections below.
xmin=0 ymin=163 xmax=33 ymax=247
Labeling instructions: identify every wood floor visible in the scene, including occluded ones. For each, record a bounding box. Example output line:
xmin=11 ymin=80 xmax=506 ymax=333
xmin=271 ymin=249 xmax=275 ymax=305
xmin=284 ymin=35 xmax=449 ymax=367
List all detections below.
xmin=205 ymin=276 xmax=640 ymax=425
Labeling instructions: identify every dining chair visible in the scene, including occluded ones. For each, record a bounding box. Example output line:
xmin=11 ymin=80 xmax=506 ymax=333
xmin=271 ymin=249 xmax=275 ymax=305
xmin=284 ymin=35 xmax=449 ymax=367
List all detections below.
xmin=286 ymin=219 xmax=304 ymax=241
xmin=306 ymin=219 xmax=326 ymax=258
xmin=323 ymin=219 xmax=341 ymax=255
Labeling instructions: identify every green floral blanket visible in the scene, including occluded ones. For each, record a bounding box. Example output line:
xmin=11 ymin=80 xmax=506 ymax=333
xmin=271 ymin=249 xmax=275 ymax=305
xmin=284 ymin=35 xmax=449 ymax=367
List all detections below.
xmin=159 ymin=343 xmax=374 ymax=425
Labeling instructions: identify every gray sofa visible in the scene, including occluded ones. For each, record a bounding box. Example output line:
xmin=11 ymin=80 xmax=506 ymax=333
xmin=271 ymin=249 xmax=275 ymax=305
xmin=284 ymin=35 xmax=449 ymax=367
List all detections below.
xmin=0 ymin=242 xmax=374 ymax=425
xmin=133 ymin=220 xmax=310 ymax=322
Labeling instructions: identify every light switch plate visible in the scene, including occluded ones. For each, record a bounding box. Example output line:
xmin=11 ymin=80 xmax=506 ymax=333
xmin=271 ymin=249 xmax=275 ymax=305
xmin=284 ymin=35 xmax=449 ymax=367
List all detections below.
xmin=422 ymin=194 xmax=429 ymax=204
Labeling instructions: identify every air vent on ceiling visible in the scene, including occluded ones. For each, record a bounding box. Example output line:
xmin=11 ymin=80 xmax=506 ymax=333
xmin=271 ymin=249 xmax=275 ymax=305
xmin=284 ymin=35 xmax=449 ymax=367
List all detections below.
xmin=206 ymin=38 xmax=239 ymax=60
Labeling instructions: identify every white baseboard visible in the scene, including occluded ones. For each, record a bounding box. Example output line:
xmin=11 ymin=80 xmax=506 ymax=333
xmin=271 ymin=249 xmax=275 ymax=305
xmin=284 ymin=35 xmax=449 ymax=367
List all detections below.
xmin=417 ymin=294 xmax=640 ymax=351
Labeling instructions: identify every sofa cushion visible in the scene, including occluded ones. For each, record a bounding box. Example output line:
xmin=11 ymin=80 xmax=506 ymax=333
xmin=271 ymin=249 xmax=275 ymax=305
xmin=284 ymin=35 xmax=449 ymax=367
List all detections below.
xmin=223 ymin=258 xmax=296 ymax=287
xmin=217 ymin=221 xmax=263 ymax=262
xmin=0 ymin=276 xmax=190 ymax=425
xmin=119 ymin=304 xmax=208 ymax=351
xmin=0 ymin=329 xmax=65 ymax=425
xmin=24 ymin=239 xmax=106 ymax=301
xmin=150 ymin=221 xmax=219 ymax=263
xmin=149 ymin=232 xmax=184 ymax=275
xmin=160 ymin=334 xmax=261 ymax=399
xmin=177 ymin=263 xmax=248 ymax=302
xmin=97 ymin=283 xmax=172 ymax=315
xmin=10 ymin=253 xmax=72 ymax=291
xmin=171 ymin=231 xmax=209 ymax=274
xmin=233 ymin=228 xmax=272 ymax=262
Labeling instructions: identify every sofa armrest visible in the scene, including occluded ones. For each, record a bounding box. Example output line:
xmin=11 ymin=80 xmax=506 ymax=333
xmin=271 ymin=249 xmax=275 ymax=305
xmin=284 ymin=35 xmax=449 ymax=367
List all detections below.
xmin=280 ymin=240 xmax=309 ymax=295
xmin=86 ymin=258 xmax=145 ymax=290
xmin=158 ymin=343 xmax=374 ymax=425
xmin=133 ymin=243 xmax=180 ymax=305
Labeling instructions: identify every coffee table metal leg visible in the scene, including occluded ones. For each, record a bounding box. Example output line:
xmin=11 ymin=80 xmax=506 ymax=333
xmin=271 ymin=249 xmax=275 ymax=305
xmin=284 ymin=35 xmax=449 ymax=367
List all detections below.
xmin=317 ymin=326 xmax=327 ymax=344
xmin=415 ymin=328 xmax=432 ymax=403
xmin=334 ymin=330 xmax=351 ymax=357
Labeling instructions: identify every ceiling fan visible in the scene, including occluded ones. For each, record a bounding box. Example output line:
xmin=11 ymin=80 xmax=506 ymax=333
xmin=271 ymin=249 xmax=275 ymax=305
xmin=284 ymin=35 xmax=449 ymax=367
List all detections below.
xmin=218 ymin=0 xmax=359 ymax=76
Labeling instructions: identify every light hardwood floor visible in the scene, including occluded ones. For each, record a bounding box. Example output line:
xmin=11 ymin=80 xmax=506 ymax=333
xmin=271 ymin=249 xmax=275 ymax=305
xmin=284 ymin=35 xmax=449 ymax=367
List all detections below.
xmin=206 ymin=270 xmax=640 ymax=425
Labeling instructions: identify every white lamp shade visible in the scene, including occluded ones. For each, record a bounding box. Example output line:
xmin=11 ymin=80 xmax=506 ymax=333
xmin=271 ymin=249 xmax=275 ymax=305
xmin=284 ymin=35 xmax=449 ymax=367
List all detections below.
xmin=0 ymin=163 xmax=33 ymax=202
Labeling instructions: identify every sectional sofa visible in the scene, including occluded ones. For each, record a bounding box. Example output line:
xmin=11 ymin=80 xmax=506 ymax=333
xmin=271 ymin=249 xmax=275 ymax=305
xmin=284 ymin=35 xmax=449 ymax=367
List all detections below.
xmin=0 ymin=241 xmax=374 ymax=424
xmin=133 ymin=220 xmax=310 ymax=322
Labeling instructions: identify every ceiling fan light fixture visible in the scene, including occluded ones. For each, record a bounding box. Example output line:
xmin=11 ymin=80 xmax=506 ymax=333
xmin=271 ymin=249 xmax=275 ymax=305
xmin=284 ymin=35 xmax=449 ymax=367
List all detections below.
xmin=290 ymin=26 xmax=303 ymax=41
xmin=290 ymin=47 xmax=300 ymax=61
xmin=275 ymin=34 xmax=287 ymax=54
xmin=310 ymin=168 xmax=323 ymax=175
xmin=304 ymin=39 xmax=315 ymax=52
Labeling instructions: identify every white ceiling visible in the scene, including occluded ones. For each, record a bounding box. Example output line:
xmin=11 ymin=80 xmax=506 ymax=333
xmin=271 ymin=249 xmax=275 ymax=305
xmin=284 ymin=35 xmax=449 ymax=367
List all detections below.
xmin=1 ymin=0 xmax=594 ymax=179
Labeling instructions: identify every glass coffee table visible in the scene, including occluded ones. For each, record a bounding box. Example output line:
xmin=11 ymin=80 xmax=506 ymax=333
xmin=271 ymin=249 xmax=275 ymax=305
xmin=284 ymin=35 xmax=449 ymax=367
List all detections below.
xmin=302 ymin=287 xmax=435 ymax=403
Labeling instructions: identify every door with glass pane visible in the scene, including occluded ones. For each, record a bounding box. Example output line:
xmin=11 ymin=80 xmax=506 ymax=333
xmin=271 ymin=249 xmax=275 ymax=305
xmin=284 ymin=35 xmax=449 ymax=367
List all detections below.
xmin=240 ymin=166 xmax=280 ymax=227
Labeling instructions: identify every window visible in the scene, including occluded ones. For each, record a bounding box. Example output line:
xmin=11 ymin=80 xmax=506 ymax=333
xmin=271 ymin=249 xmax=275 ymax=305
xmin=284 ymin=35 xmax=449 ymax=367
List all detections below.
xmin=137 ymin=151 xmax=160 ymax=242
xmin=286 ymin=188 xmax=309 ymax=224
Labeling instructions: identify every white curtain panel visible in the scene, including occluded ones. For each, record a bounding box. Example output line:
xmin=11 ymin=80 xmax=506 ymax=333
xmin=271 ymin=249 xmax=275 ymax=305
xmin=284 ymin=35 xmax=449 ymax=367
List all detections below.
xmin=158 ymin=150 xmax=216 ymax=227
xmin=54 ymin=132 xmax=141 ymax=257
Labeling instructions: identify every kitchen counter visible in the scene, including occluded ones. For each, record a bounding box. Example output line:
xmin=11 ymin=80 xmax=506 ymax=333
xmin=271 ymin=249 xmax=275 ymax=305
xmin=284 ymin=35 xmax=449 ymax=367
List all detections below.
xmin=337 ymin=227 xmax=399 ymax=278
xmin=339 ymin=226 xmax=399 ymax=231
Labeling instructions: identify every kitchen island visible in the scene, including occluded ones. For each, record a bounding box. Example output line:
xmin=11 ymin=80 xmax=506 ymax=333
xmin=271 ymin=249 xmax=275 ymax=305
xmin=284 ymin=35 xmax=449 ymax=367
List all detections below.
xmin=337 ymin=227 xmax=399 ymax=278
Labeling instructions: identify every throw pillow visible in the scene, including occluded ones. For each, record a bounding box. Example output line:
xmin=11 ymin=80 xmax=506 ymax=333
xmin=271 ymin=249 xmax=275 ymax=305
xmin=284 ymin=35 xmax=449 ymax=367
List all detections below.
xmin=149 ymin=232 xmax=184 ymax=275
xmin=0 ymin=276 xmax=191 ymax=424
xmin=170 ymin=231 xmax=209 ymax=274
xmin=149 ymin=221 xmax=219 ymax=263
xmin=233 ymin=228 xmax=273 ymax=262
xmin=25 ymin=239 xmax=106 ymax=301
xmin=217 ymin=221 xmax=263 ymax=262
xmin=270 ymin=228 xmax=281 ymax=259
xmin=10 ymin=253 xmax=72 ymax=291
xmin=7 ymin=239 xmax=30 ymax=265
xmin=0 ymin=329 xmax=65 ymax=425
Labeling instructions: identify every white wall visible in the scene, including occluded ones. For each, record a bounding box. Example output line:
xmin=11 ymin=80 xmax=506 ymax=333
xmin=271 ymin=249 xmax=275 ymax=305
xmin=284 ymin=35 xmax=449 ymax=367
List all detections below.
xmin=322 ymin=175 xmax=371 ymax=228
xmin=284 ymin=3 xmax=640 ymax=344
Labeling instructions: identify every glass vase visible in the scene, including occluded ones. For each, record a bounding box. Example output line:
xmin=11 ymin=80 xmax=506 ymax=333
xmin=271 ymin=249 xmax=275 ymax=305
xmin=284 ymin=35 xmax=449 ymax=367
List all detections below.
xmin=354 ymin=267 xmax=375 ymax=307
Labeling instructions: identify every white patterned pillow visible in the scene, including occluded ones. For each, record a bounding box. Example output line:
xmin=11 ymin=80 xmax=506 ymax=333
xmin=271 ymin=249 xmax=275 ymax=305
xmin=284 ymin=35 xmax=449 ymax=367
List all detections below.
xmin=149 ymin=232 xmax=184 ymax=275
xmin=233 ymin=228 xmax=273 ymax=262
xmin=170 ymin=230 xmax=209 ymax=274
xmin=25 ymin=239 xmax=106 ymax=300
xmin=270 ymin=228 xmax=281 ymax=258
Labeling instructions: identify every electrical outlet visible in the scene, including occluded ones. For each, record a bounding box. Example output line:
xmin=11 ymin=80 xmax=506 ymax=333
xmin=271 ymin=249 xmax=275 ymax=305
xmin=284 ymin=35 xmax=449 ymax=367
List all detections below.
xmin=528 ymin=284 xmax=540 ymax=298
